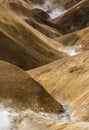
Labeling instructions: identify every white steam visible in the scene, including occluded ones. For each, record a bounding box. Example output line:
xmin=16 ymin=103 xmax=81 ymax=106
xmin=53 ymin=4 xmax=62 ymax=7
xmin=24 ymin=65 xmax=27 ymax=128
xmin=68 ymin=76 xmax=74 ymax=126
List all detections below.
xmin=0 ymin=102 xmax=69 ymax=130
xmin=59 ymin=102 xmax=70 ymax=122
xmin=0 ymin=103 xmax=19 ymax=130
xmin=59 ymin=45 xmax=82 ymax=56
xmin=34 ymin=0 xmax=65 ymax=20
xmin=0 ymin=109 xmax=11 ymax=130
xmin=48 ymin=7 xmax=65 ymax=20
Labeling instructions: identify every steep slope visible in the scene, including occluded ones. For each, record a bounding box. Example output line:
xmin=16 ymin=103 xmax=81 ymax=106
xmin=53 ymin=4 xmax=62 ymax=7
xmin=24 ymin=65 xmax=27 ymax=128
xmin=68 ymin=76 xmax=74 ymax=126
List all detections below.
xmin=22 ymin=9 xmax=62 ymax=38
xmin=0 ymin=60 xmax=62 ymax=113
xmin=0 ymin=4 xmax=66 ymax=70
xmin=1 ymin=0 xmax=33 ymax=9
xmin=23 ymin=13 xmax=62 ymax=38
xmin=28 ymin=51 xmax=89 ymax=121
xmin=51 ymin=0 xmax=81 ymax=9
xmin=54 ymin=27 xmax=89 ymax=50
xmin=7 ymin=0 xmax=62 ymax=38
xmin=51 ymin=27 xmax=89 ymax=56
xmin=0 ymin=0 xmax=89 ymax=129
xmin=52 ymin=0 xmax=89 ymax=34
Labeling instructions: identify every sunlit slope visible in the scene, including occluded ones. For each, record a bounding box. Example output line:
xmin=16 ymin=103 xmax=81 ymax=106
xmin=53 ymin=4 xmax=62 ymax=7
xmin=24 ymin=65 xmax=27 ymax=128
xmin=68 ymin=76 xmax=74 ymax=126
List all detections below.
xmin=54 ymin=27 xmax=89 ymax=50
xmin=18 ymin=114 xmax=89 ymax=130
xmin=28 ymin=51 xmax=89 ymax=121
xmin=1 ymin=0 xmax=33 ymax=9
xmin=5 ymin=0 xmax=62 ymax=38
xmin=0 ymin=5 xmax=66 ymax=70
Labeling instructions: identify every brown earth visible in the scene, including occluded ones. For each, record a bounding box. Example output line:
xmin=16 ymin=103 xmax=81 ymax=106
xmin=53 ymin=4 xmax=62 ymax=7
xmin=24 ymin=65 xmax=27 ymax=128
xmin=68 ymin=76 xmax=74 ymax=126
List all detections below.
xmin=52 ymin=0 xmax=89 ymax=34
xmin=0 ymin=60 xmax=62 ymax=113
xmin=0 ymin=0 xmax=89 ymax=129
xmin=28 ymin=51 xmax=89 ymax=121
xmin=0 ymin=3 xmax=66 ymax=70
xmin=54 ymin=27 xmax=89 ymax=51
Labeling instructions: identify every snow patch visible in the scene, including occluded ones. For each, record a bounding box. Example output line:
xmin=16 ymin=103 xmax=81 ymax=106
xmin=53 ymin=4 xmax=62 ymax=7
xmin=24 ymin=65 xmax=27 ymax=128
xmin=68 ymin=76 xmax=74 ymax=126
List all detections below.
xmin=34 ymin=0 xmax=65 ymax=20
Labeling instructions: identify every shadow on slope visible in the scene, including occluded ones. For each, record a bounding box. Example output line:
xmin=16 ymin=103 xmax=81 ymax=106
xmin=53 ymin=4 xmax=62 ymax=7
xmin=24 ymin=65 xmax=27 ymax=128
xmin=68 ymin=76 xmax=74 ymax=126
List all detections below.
xmin=52 ymin=0 xmax=89 ymax=34
xmin=28 ymin=51 xmax=89 ymax=121
xmin=0 ymin=60 xmax=62 ymax=113
xmin=0 ymin=5 xmax=66 ymax=70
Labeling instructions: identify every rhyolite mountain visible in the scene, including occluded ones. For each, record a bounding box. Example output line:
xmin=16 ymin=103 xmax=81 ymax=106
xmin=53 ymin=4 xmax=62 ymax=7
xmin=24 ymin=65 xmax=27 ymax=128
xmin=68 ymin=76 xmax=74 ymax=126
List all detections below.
xmin=0 ymin=0 xmax=89 ymax=130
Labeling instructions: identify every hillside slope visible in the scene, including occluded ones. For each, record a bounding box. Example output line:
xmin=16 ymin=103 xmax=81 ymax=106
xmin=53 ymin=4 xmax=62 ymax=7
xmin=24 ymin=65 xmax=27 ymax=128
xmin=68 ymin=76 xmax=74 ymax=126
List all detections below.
xmin=0 ymin=0 xmax=89 ymax=129
xmin=0 ymin=4 xmax=66 ymax=70
xmin=52 ymin=0 xmax=89 ymax=33
xmin=28 ymin=51 xmax=89 ymax=121
xmin=54 ymin=27 xmax=89 ymax=50
xmin=0 ymin=60 xmax=62 ymax=113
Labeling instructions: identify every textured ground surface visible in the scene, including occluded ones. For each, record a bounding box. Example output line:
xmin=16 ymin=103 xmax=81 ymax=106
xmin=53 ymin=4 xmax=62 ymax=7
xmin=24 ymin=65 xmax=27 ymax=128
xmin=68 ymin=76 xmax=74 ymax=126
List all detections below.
xmin=0 ymin=0 xmax=89 ymax=129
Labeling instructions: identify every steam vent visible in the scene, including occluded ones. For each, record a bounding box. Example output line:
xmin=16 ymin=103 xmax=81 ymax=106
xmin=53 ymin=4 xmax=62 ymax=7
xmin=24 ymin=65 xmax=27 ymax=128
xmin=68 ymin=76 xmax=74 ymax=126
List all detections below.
xmin=0 ymin=0 xmax=89 ymax=129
